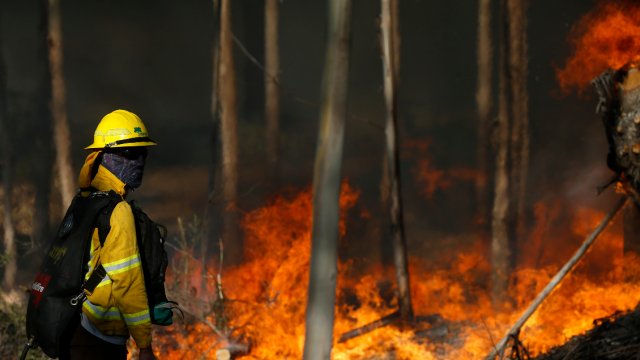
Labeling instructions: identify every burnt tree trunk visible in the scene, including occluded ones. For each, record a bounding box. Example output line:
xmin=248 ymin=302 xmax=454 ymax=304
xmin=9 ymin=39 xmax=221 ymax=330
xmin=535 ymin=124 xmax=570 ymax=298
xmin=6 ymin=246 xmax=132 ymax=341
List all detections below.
xmin=381 ymin=0 xmax=413 ymax=322
xmin=47 ymin=0 xmax=75 ymax=210
xmin=612 ymin=70 xmax=640 ymax=260
xmin=491 ymin=0 xmax=512 ymax=304
xmin=265 ymin=0 xmax=280 ymax=185
xmin=32 ymin=0 xmax=54 ymax=250
xmin=0 ymin=15 xmax=16 ymax=290
xmin=491 ymin=0 xmax=529 ymax=304
xmin=623 ymin=204 xmax=640 ymax=256
xmin=302 ymin=0 xmax=352 ymax=358
xmin=219 ymin=0 xmax=241 ymax=264
xmin=592 ymin=66 xmax=640 ymax=272
xmin=476 ymin=0 xmax=492 ymax=232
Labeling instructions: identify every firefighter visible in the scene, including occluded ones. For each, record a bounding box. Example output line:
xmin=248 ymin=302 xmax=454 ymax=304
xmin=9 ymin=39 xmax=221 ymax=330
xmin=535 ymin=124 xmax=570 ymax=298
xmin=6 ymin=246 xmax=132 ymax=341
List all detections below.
xmin=62 ymin=109 xmax=157 ymax=360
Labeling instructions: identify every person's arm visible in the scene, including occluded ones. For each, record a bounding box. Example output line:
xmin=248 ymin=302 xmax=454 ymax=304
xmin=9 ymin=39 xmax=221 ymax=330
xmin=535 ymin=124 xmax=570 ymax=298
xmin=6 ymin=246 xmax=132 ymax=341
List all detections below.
xmin=100 ymin=201 xmax=152 ymax=349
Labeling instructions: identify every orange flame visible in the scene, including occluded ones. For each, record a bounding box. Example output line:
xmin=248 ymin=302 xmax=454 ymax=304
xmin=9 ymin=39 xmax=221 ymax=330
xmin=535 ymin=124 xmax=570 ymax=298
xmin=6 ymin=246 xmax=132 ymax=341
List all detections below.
xmin=405 ymin=139 xmax=484 ymax=199
xmin=154 ymin=184 xmax=640 ymax=359
xmin=557 ymin=1 xmax=640 ymax=92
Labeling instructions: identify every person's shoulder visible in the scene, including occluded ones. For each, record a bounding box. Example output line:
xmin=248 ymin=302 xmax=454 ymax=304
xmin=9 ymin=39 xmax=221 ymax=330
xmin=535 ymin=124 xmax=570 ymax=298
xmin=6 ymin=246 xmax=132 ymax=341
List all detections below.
xmin=110 ymin=200 xmax=134 ymax=221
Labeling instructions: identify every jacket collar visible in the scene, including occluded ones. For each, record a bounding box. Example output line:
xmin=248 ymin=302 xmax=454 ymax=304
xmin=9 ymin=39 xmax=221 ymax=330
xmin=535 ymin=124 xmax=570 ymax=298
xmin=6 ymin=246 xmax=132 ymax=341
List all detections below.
xmin=91 ymin=165 xmax=127 ymax=196
xmin=78 ymin=151 xmax=127 ymax=196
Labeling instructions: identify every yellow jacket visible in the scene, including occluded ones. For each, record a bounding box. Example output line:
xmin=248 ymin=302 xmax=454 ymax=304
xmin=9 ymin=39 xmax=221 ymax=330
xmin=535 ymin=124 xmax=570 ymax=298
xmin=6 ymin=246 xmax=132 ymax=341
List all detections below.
xmin=77 ymin=152 xmax=151 ymax=348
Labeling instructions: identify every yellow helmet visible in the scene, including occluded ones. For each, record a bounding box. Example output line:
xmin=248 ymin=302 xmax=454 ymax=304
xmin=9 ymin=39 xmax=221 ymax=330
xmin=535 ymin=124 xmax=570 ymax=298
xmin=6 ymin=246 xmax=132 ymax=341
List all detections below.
xmin=85 ymin=109 xmax=157 ymax=149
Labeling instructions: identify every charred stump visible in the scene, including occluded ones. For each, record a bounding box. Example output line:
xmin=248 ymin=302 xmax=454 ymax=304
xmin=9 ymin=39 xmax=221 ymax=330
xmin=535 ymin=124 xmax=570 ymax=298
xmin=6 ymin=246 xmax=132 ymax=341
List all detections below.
xmin=594 ymin=67 xmax=640 ymax=260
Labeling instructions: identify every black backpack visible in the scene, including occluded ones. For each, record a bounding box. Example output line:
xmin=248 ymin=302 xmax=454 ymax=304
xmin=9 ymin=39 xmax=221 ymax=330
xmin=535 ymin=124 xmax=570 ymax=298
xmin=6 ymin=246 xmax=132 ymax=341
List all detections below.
xmin=25 ymin=190 xmax=175 ymax=358
xmin=26 ymin=191 xmax=120 ymax=358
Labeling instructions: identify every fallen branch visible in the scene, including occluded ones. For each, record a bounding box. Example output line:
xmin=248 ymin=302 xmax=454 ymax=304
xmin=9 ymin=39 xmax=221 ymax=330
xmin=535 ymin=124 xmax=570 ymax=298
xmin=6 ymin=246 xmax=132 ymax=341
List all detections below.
xmin=484 ymin=196 xmax=628 ymax=360
xmin=339 ymin=311 xmax=445 ymax=344
xmin=338 ymin=311 xmax=400 ymax=343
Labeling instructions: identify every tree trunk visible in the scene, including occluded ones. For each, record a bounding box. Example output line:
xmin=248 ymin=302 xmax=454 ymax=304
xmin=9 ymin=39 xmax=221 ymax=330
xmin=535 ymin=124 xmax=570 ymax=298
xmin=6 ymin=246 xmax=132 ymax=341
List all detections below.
xmin=518 ymin=2 xmax=529 ymax=242
xmin=491 ymin=0 xmax=529 ymax=305
xmin=202 ymin=0 xmax=221 ymax=311
xmin=0 ymin=15 xmax=16 ymax=290
xmin=302 ymin=0 xmax=352 ymax=358
xmin=623 ymin=204 xmax=640 ymax=275
xmin=507 ymin=0 xmax=529 ymax=247
xmin=381 ymin=0 xmax=413 ymax=323
xmin=476 ymin=0 xmax=492 ymax=232
xmin=219 ymin=0 xmax=241 ymax=264
xmin=31 ymin=0 xmax=54 ymax=251
xmin=265 ymin=0 xmax=280 ymax=185
xmin=47 ymin=0 xmax=75 ymax=210
xmin=378 ymin=0 xmax=401 ymax=267
xmin=616 ymin=71 xmax=640 ymax=261
xmin=491 ymin=0 xmax=512 ymax=305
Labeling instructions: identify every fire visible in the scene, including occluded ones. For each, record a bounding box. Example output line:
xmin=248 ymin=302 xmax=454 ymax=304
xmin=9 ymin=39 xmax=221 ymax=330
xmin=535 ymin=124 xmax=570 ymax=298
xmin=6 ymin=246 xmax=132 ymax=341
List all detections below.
xmin=557 ymin=1 xmax=640 ymax=92
xmin=405 ymin=139 xmax=484 ymax=199
xmin=153 ymin=184 xmax=640 ymax=359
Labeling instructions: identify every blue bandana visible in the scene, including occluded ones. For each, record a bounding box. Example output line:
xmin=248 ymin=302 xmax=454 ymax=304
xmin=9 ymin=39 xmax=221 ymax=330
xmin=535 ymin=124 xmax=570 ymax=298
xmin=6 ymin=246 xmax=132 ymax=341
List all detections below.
xmin=101 ymin=152 xmax=146 ymax=189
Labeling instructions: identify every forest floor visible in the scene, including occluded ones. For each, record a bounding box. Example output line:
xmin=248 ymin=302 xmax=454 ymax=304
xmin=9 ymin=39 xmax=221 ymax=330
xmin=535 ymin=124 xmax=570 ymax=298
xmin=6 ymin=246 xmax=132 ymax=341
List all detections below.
xmin=0 ymin=291 xmax=48 ymax=360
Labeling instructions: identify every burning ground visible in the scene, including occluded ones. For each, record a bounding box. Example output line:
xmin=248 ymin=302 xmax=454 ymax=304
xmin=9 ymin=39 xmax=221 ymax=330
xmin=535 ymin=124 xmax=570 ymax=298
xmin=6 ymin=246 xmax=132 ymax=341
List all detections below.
xmin=152 ymin=181 xmax=640 ymax=359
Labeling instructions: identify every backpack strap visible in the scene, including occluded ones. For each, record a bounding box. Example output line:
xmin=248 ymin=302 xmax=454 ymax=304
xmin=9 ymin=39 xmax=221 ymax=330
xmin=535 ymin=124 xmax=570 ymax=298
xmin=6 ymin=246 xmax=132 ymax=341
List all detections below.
xmin=83 ymin=190 xmax=122 ymax=294
xmin=83 ymin=265 xmax=107 ymax=294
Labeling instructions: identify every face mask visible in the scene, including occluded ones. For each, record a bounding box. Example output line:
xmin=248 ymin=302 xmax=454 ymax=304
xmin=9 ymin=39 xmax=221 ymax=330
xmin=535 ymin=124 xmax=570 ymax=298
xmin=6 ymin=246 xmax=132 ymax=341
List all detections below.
xmin=101 ymin=148 xmax=147 ymax=189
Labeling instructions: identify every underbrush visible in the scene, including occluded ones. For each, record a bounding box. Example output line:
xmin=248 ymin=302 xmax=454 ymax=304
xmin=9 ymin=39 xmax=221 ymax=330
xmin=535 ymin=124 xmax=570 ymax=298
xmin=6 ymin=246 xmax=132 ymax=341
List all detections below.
xmin=0 ymin=291 xmax=48 ymax=359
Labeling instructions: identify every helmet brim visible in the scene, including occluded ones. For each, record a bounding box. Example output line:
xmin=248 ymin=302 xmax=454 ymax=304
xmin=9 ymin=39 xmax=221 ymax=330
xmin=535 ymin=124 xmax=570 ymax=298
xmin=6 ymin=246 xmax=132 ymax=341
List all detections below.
xmin=85 ymin=139 xmax=157 ymax=150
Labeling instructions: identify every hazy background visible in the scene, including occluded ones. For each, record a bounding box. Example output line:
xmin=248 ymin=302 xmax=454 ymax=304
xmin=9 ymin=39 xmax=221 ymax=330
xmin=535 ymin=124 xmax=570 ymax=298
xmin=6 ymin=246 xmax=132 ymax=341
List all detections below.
xmin=1 ymin=0 xmax=610 ymax=271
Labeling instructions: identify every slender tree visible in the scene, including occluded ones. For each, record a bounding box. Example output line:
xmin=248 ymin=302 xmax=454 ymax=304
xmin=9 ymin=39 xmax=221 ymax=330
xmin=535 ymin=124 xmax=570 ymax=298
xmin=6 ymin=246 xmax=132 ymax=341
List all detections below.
xmin=491 ymin=0 xmax=529 ymax=304
xmin=302 ymin=0 xmax=352 ymax=358
xmin=516 ymin=0 xmax=529 ymax=241
xmin=507 ymin=0 xmax=529 ymax=244
xmin=265 ymin=0 xmax=280 ymax=183
xmin=390 ymin=0 xmax=400 ymax=81
xmin=381 ymin=0 xmax=413 ymax=322
xmin=219 ymin=0 xmax=241 ymax=264
xmin=491 ymin=0 xmax=512 ymax=304
xmin=378 ymin=0 xmax=401 ymax=270
xmin=476 ymin=0 xmax=492 ymax=230
xmin=47 ymin=0 xmax=74 ymax=210
xmin=31 ymin=0 xmax=54 ymax=251
xmin=0 ymin=14 xmax=16 ymax=289
xmin=202 ymin=0 xmax=221 ymax=311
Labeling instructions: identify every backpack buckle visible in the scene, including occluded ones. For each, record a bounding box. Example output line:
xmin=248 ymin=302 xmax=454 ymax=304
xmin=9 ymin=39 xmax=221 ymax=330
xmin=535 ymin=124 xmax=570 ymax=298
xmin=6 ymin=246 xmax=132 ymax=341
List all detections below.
xmin=70 ymin=291 xmax=86 ymax=306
